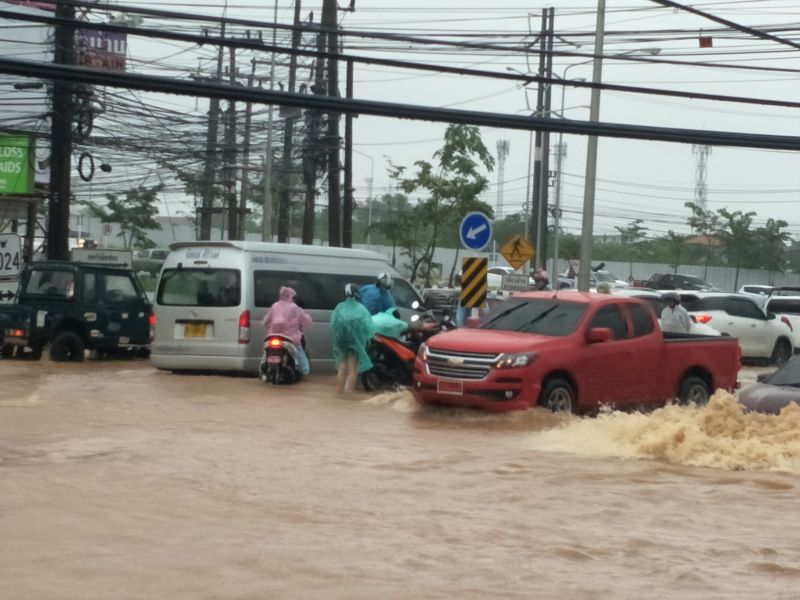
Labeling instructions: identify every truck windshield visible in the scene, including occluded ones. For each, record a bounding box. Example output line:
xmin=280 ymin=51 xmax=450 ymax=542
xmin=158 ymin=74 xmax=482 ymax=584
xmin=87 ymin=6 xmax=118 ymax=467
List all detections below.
xmin=480 ymin=298 xmax=586 ymax=336
xmin=157 ymin=268 xmax=241 ymax=307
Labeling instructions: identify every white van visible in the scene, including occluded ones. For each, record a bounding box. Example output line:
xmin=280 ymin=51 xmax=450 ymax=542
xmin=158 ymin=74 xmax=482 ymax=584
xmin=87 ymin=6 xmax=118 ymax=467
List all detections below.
xmin=150 ymin=241 xmax=422 ymax=374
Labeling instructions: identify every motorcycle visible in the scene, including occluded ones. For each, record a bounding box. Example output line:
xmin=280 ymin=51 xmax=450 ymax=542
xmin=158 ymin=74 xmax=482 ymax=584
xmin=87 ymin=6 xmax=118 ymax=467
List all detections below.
xmin=361 ymin=305 xmax=456 ymax=392
xmin=259 ymin=334 xmax=304 ymax=385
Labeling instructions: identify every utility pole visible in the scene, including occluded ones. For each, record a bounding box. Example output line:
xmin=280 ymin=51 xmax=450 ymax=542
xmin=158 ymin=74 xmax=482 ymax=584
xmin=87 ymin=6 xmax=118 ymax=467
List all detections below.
xmin=537 ymin=7 xmax=555 ymax=269
xmin=301 ymin=13 xmax=326 ymax=245
xmin=529 ymin=10 xmax=547 ymax=267
xmin=322 ymin=0 xmax=340 ymax=247
xmin=262 ymin=1 xmax=278 ymax=242
xmin=495 ymin=140 xmax=509 ymax=221
xmin=47 ymin=1 xmax=76 ymax=260
xmin=224 ymin=47 xmax=238 ymax=239
xmin=239 ymin=60 xmax=256 ymax=240
xmin=277 ymin=0 xmax=302 ymax=243
xmin=199 ymin=23 xmax=225 ymax=240
xmin=343 ymin=58 xmax=353 ymax=248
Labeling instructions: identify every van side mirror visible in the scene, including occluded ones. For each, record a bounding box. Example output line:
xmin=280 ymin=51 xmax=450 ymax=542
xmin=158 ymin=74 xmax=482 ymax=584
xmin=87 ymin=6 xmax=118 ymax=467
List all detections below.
xmin=587 ymin=327 xmax=612 ymax=343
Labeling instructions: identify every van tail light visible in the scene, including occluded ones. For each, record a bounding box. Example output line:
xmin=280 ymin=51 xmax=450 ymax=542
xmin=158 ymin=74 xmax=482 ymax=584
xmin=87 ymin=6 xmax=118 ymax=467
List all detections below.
xmin=781 ymin=316 xmax=793 ymax=332
xmin=238 ymin=310 xmax=251 ymax=344
xmin=148 ymin=313 xmax=155 ymax=342
xmin=694 ymin=314 xmax=712 ymax=324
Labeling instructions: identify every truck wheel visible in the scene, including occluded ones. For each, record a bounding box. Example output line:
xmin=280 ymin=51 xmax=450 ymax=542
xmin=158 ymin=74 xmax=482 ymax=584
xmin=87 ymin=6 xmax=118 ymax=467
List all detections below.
xmin=771 ymin=339 xmax=792 ymax=367
xmin=540 ymin=378 xmax=575 ymax=413
xmin=678 ymin=375 xmax=709 ymax=405
xmin=1 ymin=344 xmax=14 ymax=358
xmin=30 ymin=343 xmax=43 ymax=360
xmin=49 ymin=331 xmax=85 ymax=363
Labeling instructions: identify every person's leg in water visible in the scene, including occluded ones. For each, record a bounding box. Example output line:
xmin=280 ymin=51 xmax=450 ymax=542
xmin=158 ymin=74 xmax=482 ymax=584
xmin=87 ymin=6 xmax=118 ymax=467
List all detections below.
xmin=345 ymin=353 xmax=359 ymax=393
xmin=295 ymin=346 xmax=310 ymax=376
xmin=336 ymin=353 xmax=348 ymax=394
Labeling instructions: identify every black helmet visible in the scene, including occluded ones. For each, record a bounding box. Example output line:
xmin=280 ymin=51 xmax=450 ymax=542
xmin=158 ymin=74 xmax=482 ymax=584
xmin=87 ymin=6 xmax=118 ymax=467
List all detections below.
xmin=344 ymin=283 xmax=361 ymax=299
xmin=376 ymin=272 xmax=393 ymax=290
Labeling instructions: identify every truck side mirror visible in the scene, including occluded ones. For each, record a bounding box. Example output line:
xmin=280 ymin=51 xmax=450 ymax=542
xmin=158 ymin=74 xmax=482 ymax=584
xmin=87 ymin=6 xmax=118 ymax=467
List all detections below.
xmin=587 ymin=327 xmax=612 ymax=344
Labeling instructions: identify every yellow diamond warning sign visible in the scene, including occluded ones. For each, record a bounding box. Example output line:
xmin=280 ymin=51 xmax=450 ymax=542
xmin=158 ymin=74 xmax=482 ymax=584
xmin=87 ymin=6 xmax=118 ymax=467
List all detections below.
xmin=499 ymin=234 xmax=535 ymax=270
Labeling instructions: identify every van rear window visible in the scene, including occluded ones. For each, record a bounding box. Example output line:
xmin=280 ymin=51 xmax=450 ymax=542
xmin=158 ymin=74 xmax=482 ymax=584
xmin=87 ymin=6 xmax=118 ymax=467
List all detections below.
xmin=254 ymin=271 xmax=420 ymax=310
xmin=157 ymin=268 xmax=241 ymax=307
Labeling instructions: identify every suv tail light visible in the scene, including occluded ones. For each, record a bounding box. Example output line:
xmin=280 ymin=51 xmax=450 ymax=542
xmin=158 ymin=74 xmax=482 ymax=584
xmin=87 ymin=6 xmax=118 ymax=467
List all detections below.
xmin=694 ymin=314 xmax=712 ymax=324
xmin=781 ymin=316 xmax=793 ymax=332
xmin=148 ymin=312 xmax=155 ymax=342
xmin=238 ymin=310 xmax=251 ymax=344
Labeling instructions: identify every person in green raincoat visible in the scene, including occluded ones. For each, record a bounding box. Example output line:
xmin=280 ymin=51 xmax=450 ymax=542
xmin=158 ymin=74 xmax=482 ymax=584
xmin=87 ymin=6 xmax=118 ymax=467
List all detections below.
xmin=331 ymin=283 xmax=375 ymax=394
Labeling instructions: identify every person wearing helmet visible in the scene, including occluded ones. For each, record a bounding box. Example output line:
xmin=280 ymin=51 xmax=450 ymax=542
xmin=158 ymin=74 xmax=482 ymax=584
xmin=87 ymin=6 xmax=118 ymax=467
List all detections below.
xmin=531 ymin=269 xmax=552 ymax=291
xmin=661 ymin=292 xmax=691 ymax=333
xmin=331 ymin=283 xmax=375 ymax=394
xmin=359 ymin=272 xmax=396 ymax=315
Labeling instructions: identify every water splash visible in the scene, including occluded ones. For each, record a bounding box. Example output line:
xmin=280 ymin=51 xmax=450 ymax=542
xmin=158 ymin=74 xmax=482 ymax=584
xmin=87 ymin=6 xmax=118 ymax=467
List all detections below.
xmin=524 ymin=391 xmax=800 ymax=473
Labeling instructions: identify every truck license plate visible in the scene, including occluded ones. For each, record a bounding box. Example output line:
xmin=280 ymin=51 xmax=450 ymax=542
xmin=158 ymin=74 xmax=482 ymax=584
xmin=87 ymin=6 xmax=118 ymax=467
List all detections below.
xmin=184 ymin=323 xmax=207 ymax=338
xmin=437 ymin=379 xmax=463 ymax=395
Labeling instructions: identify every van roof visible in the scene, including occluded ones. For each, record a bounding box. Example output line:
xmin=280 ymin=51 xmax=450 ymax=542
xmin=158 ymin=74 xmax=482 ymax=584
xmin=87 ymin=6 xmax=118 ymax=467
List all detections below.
xmin=168 ymin=241 xmax=388 ymax=261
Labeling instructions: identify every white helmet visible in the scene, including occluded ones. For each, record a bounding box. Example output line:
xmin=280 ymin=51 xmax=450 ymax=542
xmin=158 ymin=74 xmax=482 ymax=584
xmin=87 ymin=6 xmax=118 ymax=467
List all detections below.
xmin=377 ymin=272 xmax=393 ymax=290
xmin=344 ymin=283 xmax=361 ymax=299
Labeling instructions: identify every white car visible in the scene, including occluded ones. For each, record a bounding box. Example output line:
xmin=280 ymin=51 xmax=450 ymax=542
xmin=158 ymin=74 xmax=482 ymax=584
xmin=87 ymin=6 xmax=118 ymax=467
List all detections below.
xmin=737 ymin=284 xmax=775 ymax=309
xmin=763 ymin=288 xmax=800 ymax=353
xmin=611 ymin=289 xmax=720 ymax=336
xmin=679 ymin=292 xmax=793 ymax=365
xmin=558 ymin=269 xmax=630 ymax=290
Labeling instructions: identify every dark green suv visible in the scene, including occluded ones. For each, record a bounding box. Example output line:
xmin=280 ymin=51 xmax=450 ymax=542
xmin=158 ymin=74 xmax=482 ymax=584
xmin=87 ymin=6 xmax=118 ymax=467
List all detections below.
xmin=0 ymin=261 xmax=152 ymax=361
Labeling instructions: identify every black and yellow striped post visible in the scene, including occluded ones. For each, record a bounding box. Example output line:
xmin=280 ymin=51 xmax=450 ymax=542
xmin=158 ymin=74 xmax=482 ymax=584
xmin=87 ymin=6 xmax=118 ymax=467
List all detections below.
xmin=461 ymin=257 xmax=488 ymax=309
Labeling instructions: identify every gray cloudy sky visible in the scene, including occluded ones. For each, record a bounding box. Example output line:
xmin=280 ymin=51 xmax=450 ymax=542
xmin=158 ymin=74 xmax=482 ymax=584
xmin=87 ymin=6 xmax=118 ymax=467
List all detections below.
xmin=116 ymin=1 xmax=800 ymax=239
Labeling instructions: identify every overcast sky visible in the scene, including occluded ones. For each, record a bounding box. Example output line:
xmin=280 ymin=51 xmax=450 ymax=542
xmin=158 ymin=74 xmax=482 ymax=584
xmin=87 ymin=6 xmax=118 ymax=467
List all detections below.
xmin=74 ymin=1 xmax=800 ymax=240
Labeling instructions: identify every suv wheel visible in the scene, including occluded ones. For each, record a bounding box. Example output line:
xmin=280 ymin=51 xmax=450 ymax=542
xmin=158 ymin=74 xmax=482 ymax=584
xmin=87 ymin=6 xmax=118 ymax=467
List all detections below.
xmin=49 ymin=331 xmax=85 ymax=362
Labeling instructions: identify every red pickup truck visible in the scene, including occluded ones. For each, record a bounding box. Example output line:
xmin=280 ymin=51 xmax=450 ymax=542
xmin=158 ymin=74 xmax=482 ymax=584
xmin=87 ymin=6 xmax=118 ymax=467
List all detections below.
xmin=412 ymin=291 xmax=741 ymax=413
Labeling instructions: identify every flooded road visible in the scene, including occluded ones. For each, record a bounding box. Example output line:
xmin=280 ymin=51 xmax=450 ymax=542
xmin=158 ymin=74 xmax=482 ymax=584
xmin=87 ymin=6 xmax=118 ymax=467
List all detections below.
xmin=2 ymin=359 xmax=799 ymax=599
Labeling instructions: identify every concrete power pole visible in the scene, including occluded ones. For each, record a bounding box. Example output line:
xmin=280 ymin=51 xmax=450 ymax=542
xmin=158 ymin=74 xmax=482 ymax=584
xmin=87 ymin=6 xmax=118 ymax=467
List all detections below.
xmin=495 ymin=140 xmax=510 ymax=219
xmin=224 ymin=48 xmax=238 ymax=240
xmin=692 ymin=144 xmax=711 ymax=210
xmin=47 ymin=1 xmax=76 ymax=259
xmin=322 ymin=0 xmax=341 ymax=247
xmin=199 ymin=23 xmax=225 ymax=240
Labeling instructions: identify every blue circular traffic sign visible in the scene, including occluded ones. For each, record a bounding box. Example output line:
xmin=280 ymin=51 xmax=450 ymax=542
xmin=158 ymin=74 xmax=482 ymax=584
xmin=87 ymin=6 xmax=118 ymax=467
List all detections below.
xmin=459 ymin=211 xmax=492 ymax=251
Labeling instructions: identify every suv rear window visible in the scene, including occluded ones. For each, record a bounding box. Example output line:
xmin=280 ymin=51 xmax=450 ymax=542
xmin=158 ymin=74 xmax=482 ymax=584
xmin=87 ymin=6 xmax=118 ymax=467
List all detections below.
xmin=767 ymin=298 xmax=800 ymax=315
xmin=157 ymin=268 xmax=241 ymax=307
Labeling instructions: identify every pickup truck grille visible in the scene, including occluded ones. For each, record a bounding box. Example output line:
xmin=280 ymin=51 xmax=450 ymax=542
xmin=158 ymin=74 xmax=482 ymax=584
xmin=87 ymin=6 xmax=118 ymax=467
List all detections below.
xmin=426 ymin=348 xmax=500 ymax=380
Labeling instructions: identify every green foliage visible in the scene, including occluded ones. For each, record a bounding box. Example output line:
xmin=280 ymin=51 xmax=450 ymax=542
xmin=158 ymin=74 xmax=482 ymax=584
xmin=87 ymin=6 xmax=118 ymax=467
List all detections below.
xmin=82 ymin=184 xmax=163 ymax=249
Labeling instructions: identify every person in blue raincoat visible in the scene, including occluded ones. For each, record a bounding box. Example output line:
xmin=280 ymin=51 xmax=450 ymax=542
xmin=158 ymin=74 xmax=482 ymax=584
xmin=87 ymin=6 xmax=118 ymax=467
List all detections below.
xmin=359 ymin=272 xmax=396 ymax=315
xmin=331 ymin=283 xmax=375 ymax=394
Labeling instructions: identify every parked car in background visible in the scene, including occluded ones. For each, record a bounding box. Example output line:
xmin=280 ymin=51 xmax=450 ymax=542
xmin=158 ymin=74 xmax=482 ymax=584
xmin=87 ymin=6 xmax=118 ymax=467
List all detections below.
xmin=738 ymin=355 xmax=800 ymax=414
xmin=646 ymin=273 xmax=719 ymax=291
xmin=763 ymin=287 xmax=800 ymax=353
xmin=611 ymin=289 xmax=721 ymax=336
xmin=679 ymin=292 xmax=793 ymax=365
xmin=557 ymin=269 xmax=630 ymax=290
xmin=738 ymin=284 xmax=775 ymax=308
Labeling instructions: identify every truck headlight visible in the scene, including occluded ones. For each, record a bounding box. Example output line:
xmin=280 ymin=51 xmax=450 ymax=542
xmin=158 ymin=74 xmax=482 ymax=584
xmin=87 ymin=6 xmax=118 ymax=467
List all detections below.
xmin=495 ymin=353 xmax=536 ymax=369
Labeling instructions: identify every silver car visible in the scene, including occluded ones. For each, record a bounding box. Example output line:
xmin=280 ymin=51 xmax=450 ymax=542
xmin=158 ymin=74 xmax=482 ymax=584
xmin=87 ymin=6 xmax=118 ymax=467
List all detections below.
xmin=738 ymin=356 xmax=800 ymax=414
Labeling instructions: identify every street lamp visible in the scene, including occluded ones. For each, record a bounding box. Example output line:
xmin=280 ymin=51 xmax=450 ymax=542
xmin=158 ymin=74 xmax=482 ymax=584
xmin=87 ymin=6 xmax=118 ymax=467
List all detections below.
xmin=575 ymin=39 xmax=661 ymax=291
xmin=352 ymin=149 xmax=375 ymax=244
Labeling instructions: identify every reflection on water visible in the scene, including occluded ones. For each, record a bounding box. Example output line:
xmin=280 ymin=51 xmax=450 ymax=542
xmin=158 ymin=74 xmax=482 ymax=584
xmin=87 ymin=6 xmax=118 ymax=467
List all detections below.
xmin=524 ymin=391 xmax=800 ymax=474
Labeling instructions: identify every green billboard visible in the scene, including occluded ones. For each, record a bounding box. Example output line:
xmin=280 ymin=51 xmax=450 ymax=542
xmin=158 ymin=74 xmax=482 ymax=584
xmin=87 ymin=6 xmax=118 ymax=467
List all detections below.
xmin=0 ymin=135 xmax=34 ymax=195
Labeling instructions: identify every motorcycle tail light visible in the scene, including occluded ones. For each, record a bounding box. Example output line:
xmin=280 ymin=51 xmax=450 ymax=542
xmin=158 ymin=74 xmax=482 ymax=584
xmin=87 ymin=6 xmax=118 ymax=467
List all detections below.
xmin=780 ymin=316 xmax=793 ymax=332
xmin=238 ymin=310 xmax=251 ymax=344
xmin=267 ymin=337 xmax=283 ymax=349
xmin=694 ymin=314 xmax=712 ymax=324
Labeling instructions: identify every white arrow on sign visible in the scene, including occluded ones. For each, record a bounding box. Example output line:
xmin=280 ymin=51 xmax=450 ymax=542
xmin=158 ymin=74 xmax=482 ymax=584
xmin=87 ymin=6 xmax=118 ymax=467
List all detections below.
xmin=466 ymin=224 xmax=487 ymax=240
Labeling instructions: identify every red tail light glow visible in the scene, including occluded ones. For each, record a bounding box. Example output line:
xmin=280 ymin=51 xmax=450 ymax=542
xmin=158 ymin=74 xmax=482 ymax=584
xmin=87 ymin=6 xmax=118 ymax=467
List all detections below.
xmin=781 ymin=316 xmax=793 ymax=332
xmin=267 ymin=337 xmax=283 ymax=349
xmin=694 ymin=314 xmax=712 ymax=324
xmin=148 ymin=313 xmax=155 ymax=342
xmin=238 ymin=310 xmax=251 ymax=344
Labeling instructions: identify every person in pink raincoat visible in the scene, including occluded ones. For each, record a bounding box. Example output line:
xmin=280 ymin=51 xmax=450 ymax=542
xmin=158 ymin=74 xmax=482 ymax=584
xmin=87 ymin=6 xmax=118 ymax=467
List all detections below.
xmin=262 ymin=286 xmax=312 ymax=376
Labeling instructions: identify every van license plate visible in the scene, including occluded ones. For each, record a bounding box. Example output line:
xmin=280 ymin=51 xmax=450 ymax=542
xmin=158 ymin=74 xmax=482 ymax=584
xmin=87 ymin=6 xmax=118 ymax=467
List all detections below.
xmin=184 ymin=323 xmax=207 ymax=338
xmin=437 ymin=380 xmax=463 ymax=395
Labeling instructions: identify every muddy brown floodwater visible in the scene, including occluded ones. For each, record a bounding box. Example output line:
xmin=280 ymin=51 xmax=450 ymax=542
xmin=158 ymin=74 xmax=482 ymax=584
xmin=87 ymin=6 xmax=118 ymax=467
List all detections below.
xmin=2 ymin=359 xmax=800 ymax=600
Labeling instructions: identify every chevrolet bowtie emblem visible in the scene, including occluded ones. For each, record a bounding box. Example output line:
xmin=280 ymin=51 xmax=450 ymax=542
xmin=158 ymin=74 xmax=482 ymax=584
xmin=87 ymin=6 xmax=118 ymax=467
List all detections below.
xmin=448 ymin=357 xmax=464 ymax=365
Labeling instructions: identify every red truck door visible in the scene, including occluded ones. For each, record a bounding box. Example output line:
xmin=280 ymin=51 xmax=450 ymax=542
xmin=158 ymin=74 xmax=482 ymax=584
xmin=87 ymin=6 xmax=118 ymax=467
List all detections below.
xmin=581 ymin=303 xmax=644 ymax=409
xmin=621 ymin=302 xmax=660 ymax=404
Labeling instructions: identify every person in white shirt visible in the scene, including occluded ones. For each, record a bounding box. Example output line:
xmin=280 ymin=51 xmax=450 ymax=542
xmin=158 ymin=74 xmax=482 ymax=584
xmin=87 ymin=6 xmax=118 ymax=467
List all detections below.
xmin=661 ymin=292 xmax=692 ymax=333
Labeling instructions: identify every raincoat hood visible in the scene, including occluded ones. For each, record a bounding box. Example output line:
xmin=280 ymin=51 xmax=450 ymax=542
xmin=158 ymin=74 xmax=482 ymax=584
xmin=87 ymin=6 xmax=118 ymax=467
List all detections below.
xmin=279 ymin=286 xmax=296 ymax=301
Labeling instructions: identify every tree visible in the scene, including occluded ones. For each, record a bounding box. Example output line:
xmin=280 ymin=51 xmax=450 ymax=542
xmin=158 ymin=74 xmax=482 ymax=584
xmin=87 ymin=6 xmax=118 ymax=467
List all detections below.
xmin=715 ymin=208 xmax=756 ymax=291
xmin=395 ymin=124 xmax=495 ymax=285
xmin=754 ymin=218 xmax=793 ymax=284
xmin=664 ymin=230 xmax=688 ymax=273
xmin=685 ymin=201 xmax=720 ymax=278
xmin=615 ymin=218 xmax=649 ymax=278
xmin=82 ymin=184 xmax=164 ymax=249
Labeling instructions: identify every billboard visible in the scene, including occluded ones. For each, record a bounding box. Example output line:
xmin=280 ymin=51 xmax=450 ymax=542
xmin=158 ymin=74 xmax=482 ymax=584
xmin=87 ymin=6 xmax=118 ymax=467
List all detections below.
xmin=77 ymin=29 xmax=127 ymax=72
xmin=0 ymin=135 xmax=34 ymax=195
